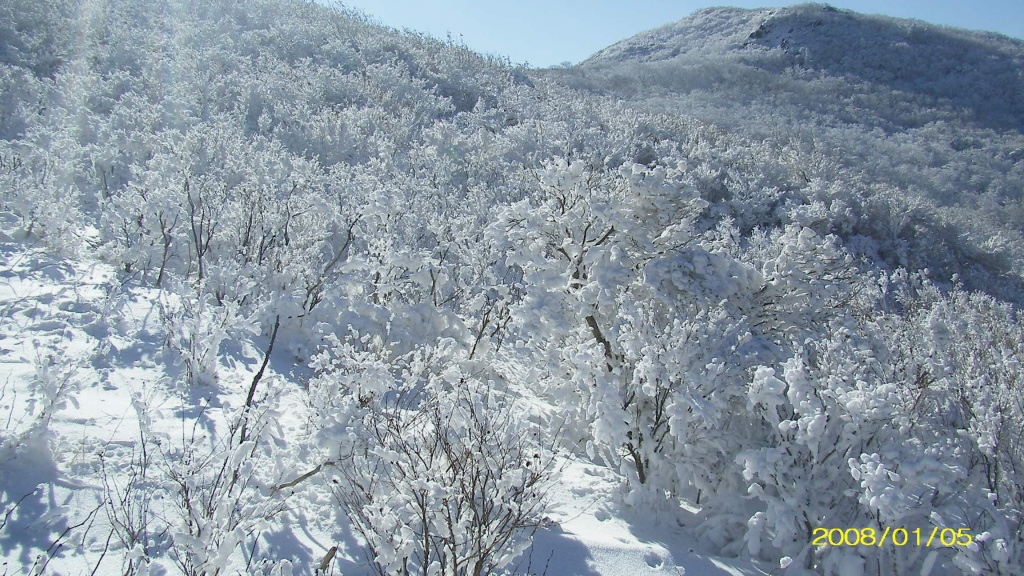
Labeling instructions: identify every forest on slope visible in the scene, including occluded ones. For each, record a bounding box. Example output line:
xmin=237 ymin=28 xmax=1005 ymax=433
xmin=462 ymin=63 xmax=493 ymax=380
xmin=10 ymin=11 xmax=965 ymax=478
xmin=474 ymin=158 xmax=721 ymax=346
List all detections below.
xmin=0 ymin=0 xmax=1022 ymax=574
xmin=553 ymin=3 xmax=1024 ymax=301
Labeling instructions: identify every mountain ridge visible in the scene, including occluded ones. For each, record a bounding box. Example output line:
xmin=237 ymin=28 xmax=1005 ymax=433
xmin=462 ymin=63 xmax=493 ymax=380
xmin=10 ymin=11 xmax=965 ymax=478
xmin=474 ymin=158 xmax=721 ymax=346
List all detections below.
xmin=584 ymin=3 xmax=1024 ymax=65
xmin=578 ymin=3 xmax=1024 ymax=130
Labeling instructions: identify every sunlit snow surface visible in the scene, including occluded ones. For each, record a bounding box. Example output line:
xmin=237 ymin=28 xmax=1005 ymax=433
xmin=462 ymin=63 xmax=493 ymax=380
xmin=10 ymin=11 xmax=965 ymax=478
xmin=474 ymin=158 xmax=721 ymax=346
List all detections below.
xmin=528 ymin=459 xmax=767 ymax=576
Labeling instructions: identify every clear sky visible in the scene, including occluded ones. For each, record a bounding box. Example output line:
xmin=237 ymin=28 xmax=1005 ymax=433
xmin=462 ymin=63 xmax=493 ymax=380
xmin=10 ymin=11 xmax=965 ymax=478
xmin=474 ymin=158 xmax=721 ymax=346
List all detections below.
xmin=335 ymin=1 xmax=1024 ymax=68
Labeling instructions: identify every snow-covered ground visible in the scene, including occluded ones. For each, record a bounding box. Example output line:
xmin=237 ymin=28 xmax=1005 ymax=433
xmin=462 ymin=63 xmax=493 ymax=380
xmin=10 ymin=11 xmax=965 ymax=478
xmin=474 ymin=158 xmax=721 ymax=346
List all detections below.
xmin=530 ymin=459 xmax=768 ymax=576
xmin=0 ymin=232 xmax=766 ymax=575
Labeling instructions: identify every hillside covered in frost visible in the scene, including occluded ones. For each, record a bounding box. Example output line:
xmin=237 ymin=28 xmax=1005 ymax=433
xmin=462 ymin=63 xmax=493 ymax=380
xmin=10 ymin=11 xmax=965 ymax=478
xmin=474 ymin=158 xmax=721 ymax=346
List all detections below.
xmin=1 ymin=1 xmax=1023 ymax=575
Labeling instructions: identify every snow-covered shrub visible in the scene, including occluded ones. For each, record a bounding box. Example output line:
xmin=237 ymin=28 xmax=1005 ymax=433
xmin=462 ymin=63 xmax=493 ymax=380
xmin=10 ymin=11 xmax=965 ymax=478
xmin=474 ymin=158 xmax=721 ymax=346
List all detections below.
xmin=0 ymin=64 xmax=49 ymax=140
xmin=738 ymin=326 xmax=907 ymax=572
xmin=98 ymin=391 xmax=169 ymax=576
xmin=332 ymin=379 xmax=551 ymax=576
xmin=98 ymin=302 xmax=292 ymax=575
xmin=0 ymin=348 xmax=85 ymax=574
xmin=491 ymin=159 xmax=777 ymax=517
xmin=160 ymin=391 xmax=292 ymax=576
xmin=613 ymin=286 xmax=758 ymax=508
xmin=0 ymin=347 xmax=81 ymax=479
xmin=748 ymin=224 xmax=858 ymax=347
xmin=159 ymin=283 xmax=257 ymax=387
xmin=0 ymin=135 xmax=86 ymax=255
xmin=0 ymin=0 xmax=74 ymax=78
xmin=308 ymin=333 xmax=553 ymax=576
xmin=734 ymin=273 xmax=1024 ymax=575
xmin=883 ymin=283 xmax=1024 ymax=575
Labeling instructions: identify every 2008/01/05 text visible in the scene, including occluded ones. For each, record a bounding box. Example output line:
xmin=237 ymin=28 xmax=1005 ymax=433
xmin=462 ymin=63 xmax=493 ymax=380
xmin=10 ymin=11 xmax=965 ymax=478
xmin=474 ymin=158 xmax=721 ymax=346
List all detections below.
xmin=812 ymin=527 xmax=974 ymax=547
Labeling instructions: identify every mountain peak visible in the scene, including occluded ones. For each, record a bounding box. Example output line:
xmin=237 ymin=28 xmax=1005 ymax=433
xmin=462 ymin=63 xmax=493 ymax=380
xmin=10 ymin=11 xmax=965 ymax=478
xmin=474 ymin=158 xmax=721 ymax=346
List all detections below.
xmin=586 ymin=3 xmax=1023 ymax=66
xmin=579 ymin=3 xmax=1024 ymax=129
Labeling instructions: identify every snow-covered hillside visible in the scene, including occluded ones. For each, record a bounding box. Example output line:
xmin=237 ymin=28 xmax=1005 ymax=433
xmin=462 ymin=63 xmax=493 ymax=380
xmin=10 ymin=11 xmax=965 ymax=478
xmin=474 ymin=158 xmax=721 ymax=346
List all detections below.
xmin=583 ymin=3 xmax=1024 ymax=127
xmin=1 ymin=1 xmax=1023 ymax=575
xmin=555 ymin=3 xmax=1024 ymax=300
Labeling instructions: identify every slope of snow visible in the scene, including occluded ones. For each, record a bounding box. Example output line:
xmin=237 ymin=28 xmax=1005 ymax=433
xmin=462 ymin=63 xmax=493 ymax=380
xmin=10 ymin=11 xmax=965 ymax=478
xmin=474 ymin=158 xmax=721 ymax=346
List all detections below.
xmin=529 ymin=459 xmax=769 ymax=576
xmin=579 ymin=3 xmax=1024 ymax=129
xmin=581 ymin=7 xmax=770 ymax=65
xmin=2 ymin=0 xmax=1023 ymax=574
xmin=0 ymin=227 xmax=768 ymax=575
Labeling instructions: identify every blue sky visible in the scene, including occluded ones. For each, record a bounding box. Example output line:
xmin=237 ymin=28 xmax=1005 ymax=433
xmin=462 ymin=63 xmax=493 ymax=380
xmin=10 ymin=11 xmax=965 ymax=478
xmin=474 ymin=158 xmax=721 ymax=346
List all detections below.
xmin=336 ymin=1 xmax=1024 ymax=67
